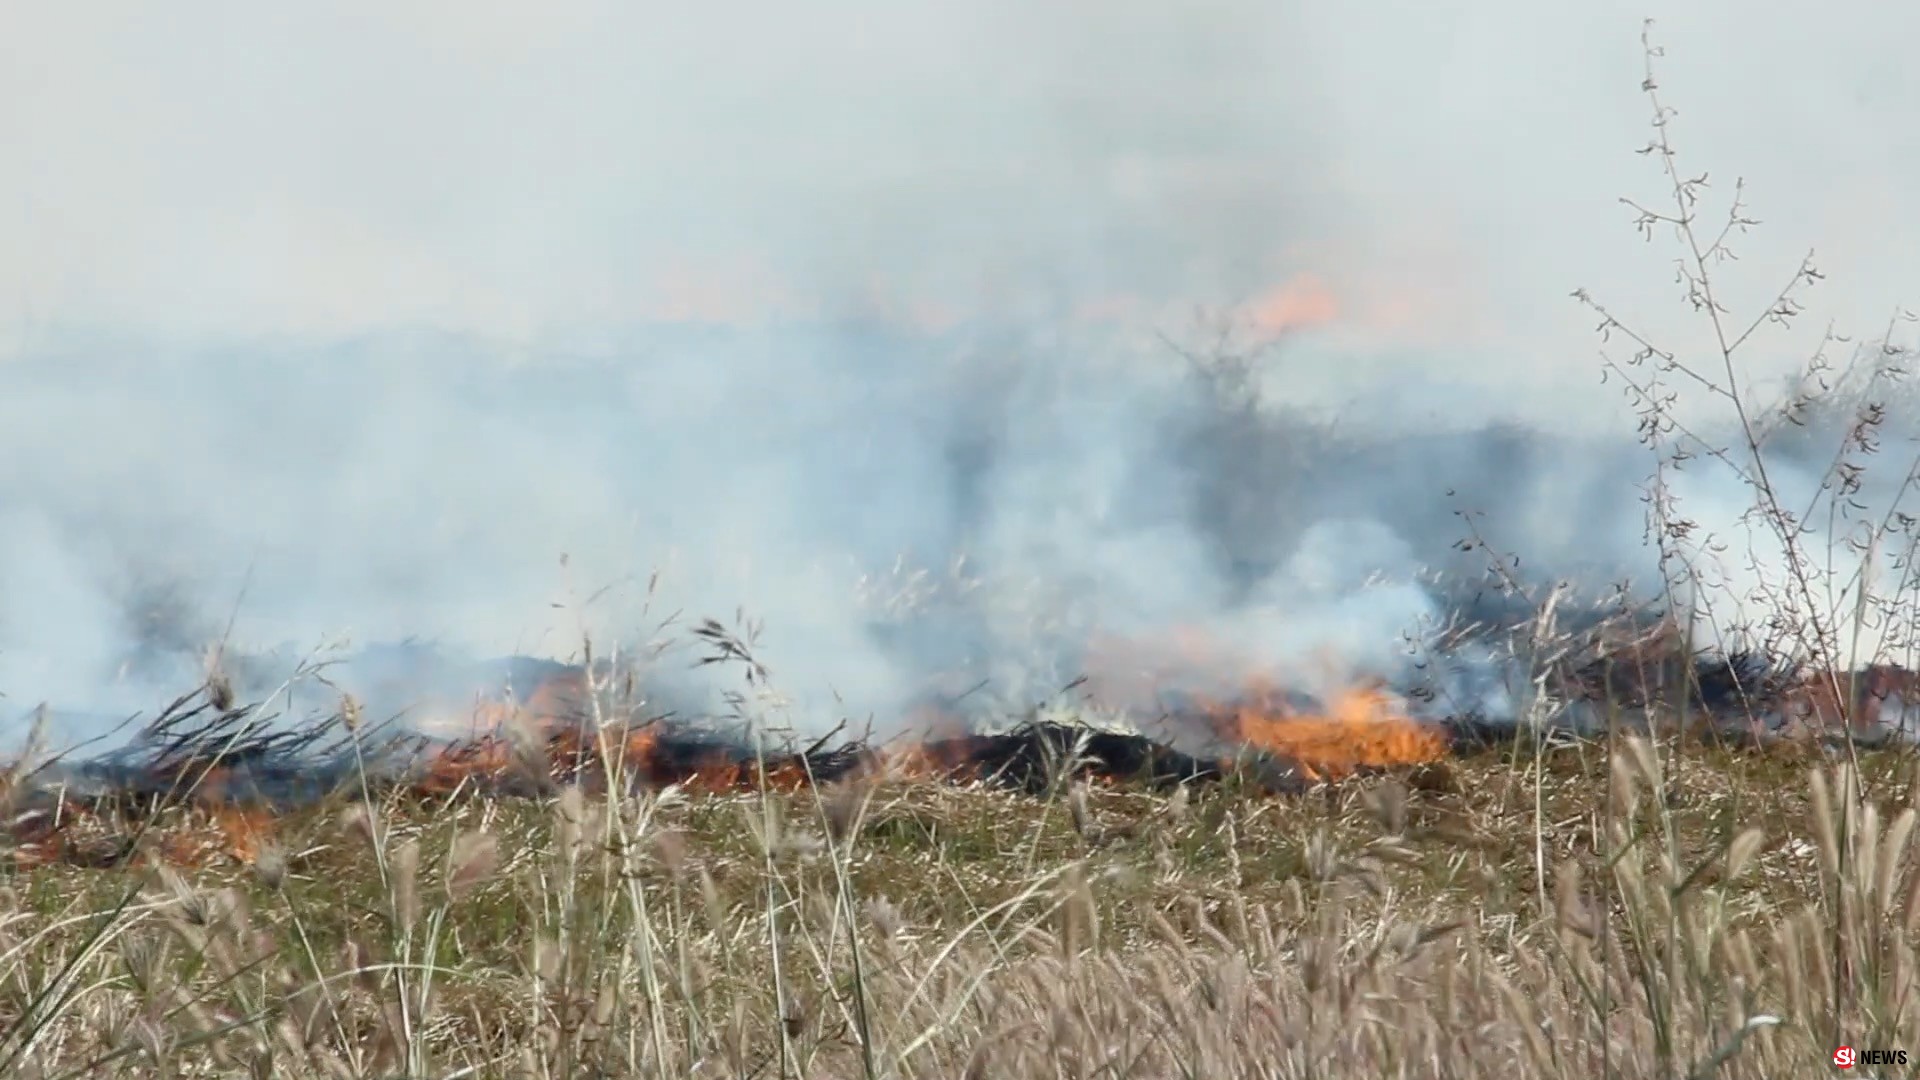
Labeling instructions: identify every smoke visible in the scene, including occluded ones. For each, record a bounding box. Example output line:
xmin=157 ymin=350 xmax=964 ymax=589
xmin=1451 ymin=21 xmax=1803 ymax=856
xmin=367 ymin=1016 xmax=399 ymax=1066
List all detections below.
xmin=0 ymin=323 xmax=1726 ymax=747
xmin=4 ymin=2 xmax=1920 ymax=748
xmin=9 ymin=2 xmax=1920 ymax=363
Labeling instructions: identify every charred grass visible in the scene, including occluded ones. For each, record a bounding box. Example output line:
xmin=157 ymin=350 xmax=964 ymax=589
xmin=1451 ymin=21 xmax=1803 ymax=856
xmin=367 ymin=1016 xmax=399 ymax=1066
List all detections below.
xmin=0 ymin=736 xmax=1913 ymax=1077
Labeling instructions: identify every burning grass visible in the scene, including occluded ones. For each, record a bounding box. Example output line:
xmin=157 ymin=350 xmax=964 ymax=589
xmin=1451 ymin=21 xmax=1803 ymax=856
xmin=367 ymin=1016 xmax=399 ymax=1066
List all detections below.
xmin=0 ymin=620 xmax=1916 ymax=1079
xmin=0 ymin=724 xmax=1912 ymax=1077
xmin=0 ymin=678 xmax=1394 ymax=872
xmin=4 ymin=612 xmax=1919 ymax=1077
xmin=4 ymin=629 xmax=1907 ymax=877
xmin=1 ymin=612 xmax=1913 ymax=1077
xmin=1208 ymin=683 xmax=1455 ymax=782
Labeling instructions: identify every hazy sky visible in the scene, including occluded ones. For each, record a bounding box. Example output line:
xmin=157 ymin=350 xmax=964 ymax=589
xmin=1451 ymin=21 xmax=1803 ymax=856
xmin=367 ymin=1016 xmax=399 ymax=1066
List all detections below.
xmin=4 ymin=1 xmax=1916 ymax=396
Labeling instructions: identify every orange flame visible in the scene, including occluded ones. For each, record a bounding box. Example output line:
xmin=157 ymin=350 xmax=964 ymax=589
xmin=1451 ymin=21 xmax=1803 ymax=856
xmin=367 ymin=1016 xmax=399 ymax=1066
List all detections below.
xmin=153 ymin=805 xmax=275 ymax=868
xmin=410 ymin=707 xmax=841 ymax=799
xmin=1207 ymin=682 xmax=1450 ymax=782
xmin=1245 ymin=274 xmax=1341 ymax=338
xmin=6 ymin=797 xmax=277 ymax=870
xmin=1087 ymin=627 xmax=1452 ymax=781
xmin=6 ymin=650 xmax=1460 ymax=871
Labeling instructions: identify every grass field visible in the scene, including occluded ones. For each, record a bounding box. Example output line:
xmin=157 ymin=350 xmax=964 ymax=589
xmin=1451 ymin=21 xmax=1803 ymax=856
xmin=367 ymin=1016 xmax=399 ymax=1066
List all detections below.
xmin=0 ymin=732 xmax=1913 ymax=1078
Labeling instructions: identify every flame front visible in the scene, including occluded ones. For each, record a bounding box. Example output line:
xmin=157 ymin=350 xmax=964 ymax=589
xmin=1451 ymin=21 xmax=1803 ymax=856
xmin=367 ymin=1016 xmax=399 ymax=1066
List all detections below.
xmin=1087 ymin=628 xmax=1454 ymax=781
xmin=1205 ymin=683 xmax=1452 ymax=782
xmin=5 ymin=657 xmax=1462 ymax=871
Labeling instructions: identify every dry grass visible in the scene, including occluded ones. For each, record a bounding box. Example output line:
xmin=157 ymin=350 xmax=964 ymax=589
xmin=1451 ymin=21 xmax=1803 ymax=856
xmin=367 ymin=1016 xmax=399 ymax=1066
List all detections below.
xmin=0 ymin=737 xmax=1913 ymax=1077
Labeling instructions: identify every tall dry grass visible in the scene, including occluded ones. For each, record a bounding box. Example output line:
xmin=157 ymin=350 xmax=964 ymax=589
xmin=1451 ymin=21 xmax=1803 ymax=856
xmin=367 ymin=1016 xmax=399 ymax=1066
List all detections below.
xmin=0 ymin=737 xmax=1918 ymax=1077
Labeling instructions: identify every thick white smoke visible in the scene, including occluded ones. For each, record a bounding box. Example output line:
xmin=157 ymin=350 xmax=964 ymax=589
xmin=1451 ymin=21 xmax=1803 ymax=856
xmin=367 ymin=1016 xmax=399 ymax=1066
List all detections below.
xmin=3 ymin=2 xmax=1919 ymax=750
xmin=0 ymin=324 xmax=1746 ymax=747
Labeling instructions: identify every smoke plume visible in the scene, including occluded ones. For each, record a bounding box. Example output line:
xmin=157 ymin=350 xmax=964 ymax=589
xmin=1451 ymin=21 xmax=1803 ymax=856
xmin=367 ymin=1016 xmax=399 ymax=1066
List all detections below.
xmin=4 ymin=2 xmax=1920 ymax=749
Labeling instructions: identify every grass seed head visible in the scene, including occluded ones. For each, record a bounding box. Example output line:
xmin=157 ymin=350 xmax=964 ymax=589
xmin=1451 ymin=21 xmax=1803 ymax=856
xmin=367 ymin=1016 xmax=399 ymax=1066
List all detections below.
xmin=446 ymin=830 xmax=499 ymax=902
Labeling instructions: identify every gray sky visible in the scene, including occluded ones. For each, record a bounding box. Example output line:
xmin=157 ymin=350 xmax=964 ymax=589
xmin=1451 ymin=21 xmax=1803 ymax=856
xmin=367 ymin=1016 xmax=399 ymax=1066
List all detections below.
xmin=4 ymin=1 xmax=1916 ymax=398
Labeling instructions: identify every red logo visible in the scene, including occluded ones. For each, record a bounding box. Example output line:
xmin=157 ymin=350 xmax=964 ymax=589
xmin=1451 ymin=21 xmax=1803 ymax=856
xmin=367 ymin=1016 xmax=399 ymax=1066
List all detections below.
xmin=1835 ymin=1045 xmax=1857 ymax=1068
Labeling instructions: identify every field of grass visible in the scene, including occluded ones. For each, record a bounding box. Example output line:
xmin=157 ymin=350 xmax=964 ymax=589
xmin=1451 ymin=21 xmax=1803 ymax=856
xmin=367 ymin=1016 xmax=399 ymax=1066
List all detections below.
xmin=0 ymin=733 xmax=1914 ymax=1078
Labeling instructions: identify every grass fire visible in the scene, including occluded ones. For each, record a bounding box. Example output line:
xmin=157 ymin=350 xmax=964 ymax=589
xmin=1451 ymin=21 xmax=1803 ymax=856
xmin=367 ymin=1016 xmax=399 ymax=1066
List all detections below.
xmin=2 ymin=614 xmax=1907 ymax=876
xmin=9 ymin=14 xmax=1920 ymax=1080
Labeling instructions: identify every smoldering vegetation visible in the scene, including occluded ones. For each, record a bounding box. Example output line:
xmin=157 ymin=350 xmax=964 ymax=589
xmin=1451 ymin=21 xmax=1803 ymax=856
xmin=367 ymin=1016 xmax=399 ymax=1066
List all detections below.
xmin=2 ymin=318 xmax=1918 ymax=753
